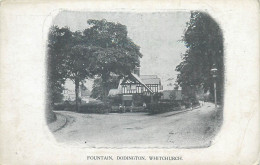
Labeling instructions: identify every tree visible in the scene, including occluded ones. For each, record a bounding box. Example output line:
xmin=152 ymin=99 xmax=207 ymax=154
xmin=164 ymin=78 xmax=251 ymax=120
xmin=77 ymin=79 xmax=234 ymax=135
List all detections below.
xmin=84 ymin=19 xmax=142 ymax=102
xmin=90 ymin=75 xmax=120 ymax=100
xmin=169 ymin=91 xmax=176 ymax=102
xmin=65 ymin=44 xmax=98 ymax=111
xmin=47 ymin=26 xmax=73 ymax=104
xmin=46 ymin=26 xmax=73 ymax=122
xmin=90 ymin=78 xmax=103 ymax=100
xmin=47 ymin=26 xmax=97 ymax=113
xmin=47 ymin=19 xmax=142 ymax=115
xmin=174 ymin=83 xmax=179 ymax=90
xmin=175 ymin=11 xmax=224 ymax=103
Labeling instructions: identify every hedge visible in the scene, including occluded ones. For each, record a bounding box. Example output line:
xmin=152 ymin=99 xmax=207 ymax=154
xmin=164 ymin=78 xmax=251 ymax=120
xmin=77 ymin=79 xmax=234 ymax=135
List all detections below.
xmin=79 ymin=102 xmax=111 ymax=114
xmin=53 ymin=103 xmax=70 ymax=110
xmin=147 ymin=102 xmax=180 ymax=114
xmin=53 ymin=102 xmax=111 ymax=114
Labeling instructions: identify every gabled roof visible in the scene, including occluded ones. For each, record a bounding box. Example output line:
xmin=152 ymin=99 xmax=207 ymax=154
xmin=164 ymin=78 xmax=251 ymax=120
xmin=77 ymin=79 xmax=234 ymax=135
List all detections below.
xmin=122 ymin=73 xmax=153 ymax=94
xmin=141 ymin=78 xmax=161 ymax=85
xmin=130 ymin=73 xmax=154 ymax=94
xmin=140 ymin=75 xmax=158 ymax=79
xmin=121 ymin=75 xmax=141 ymax=85
xmin=140 ymin=75 xmax=161 ymax=85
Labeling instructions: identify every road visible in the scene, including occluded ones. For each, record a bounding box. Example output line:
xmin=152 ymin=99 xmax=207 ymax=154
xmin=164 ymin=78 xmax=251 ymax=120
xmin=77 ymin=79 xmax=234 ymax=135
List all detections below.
xmin=52 ymin=102 xmax=222 ymax=148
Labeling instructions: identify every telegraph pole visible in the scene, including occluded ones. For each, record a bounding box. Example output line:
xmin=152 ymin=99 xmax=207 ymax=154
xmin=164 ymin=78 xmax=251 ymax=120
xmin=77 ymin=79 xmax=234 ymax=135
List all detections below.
xmin=211 ymin=64 xmax=218 ymax=108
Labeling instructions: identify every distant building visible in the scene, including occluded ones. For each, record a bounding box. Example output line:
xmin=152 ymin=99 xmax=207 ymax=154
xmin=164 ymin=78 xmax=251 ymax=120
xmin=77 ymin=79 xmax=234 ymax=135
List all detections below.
xmin=63 ymin=88 xmax=77 ymax=101
xmin=63 ymin=85 xmax=91 ymax=103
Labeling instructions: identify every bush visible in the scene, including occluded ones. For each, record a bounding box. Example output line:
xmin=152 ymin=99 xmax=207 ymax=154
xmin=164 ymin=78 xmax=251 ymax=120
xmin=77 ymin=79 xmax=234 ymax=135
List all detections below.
xmin=143 ymin=95 xmax=152 ymax=104
xmin=53 ymin=101 xmax=75 ymax=111
xmin=107 ymin=95 xmax=122 ymax=106
xmin=53 ymin=101 xmax=111 ymax=114
xmin=133 ymin=95 xmax=144 ymax=106
xmin=159 ymin=99 xmax=171 ymax=103
xmin=53 ymin=103 xmax=66 ymax=110
xmin=79 ymin=102 xmax=111 ymax=114
xmin=132 ymin=106 xmax=146 ymax=112
xmin=147 ymin=102 xmax=180 ymax=114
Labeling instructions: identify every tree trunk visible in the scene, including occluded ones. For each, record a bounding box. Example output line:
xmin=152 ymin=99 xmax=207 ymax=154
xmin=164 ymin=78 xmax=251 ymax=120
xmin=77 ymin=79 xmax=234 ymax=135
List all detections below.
xmin=46 ymin=83 xmax=57 ymax=123
xmin=102 ymin=81 xmax=108 ymax=103
xmin=46 ymin=99 xmax=57 ymax=123
xmin=101 ymin=72 xmax=110 ymax=103
xmin=75 ymin=78 xmax=80 ymax=112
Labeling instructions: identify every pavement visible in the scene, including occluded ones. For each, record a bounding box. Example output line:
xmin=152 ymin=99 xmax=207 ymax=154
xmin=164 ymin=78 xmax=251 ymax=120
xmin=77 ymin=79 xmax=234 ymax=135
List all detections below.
xmin=50 ymin=102 xmax=223 ymax=148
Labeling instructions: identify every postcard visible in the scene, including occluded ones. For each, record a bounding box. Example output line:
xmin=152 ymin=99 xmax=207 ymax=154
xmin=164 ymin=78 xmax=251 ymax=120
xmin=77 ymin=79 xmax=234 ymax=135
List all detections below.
xmin=0 ymin=0 xmax=259 ymax=164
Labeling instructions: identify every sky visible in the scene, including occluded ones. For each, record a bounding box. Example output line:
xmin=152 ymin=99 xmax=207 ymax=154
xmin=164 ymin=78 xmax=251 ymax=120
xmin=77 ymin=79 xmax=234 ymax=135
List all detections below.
xmin=52 ymin=11 xmax=190 ymax=90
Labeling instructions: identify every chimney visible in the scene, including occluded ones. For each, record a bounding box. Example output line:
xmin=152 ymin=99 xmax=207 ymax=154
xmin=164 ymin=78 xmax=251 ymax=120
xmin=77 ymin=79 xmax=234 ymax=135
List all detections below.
xmin=133 ymin=67 xmax=140 ymax=77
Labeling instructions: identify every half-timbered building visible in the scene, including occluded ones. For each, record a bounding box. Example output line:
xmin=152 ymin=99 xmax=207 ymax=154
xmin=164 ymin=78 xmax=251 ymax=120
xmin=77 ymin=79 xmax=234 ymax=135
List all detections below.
xmin=110 ymin=67 xmax=163 ymax=107
xmin=120 ymin=74 xmax=163 ymax=96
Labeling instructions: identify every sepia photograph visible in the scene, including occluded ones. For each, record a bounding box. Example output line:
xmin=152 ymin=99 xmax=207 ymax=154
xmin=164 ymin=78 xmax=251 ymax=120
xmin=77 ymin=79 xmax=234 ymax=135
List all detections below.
xmin=46 ymin=11 xmax=224 ymax=148
xmin=0 ymin=0 xmax=259 ymax=164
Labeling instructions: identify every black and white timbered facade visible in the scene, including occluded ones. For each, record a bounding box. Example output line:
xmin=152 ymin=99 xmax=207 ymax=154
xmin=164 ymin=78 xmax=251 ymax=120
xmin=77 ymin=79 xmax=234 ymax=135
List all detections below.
xmin=108 ymin=68 xmax=163 ymax=107
xmin=120 ymin=73 xmax=162 ymax=96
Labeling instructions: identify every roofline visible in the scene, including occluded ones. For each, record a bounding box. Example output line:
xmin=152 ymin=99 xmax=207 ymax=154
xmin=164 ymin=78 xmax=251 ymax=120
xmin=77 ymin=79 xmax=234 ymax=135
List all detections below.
xmin=130 ymin=73 xmax=154 ymax=94
xmin=141 ymin=78 xmax=160 ymax=79
xmin=140 ymin=75 xmax=158 ymax=78
xmin=140 ymin=75 xmax=158 ymax=76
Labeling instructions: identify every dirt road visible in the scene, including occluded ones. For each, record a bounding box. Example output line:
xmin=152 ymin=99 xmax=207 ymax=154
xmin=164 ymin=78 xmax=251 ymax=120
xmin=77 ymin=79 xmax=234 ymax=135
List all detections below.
xmin=52 ymin=102 xmax=222 ymax=148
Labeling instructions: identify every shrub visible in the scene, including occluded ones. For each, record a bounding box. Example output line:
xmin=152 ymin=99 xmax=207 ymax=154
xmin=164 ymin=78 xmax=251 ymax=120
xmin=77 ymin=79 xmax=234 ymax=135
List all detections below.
xmin=159 ymin=99 xmax=171 ymax=103
xmin=53 ymin=101 xmax=75 ymax=111
xmin=53 ymin=101 xmax=111 ymax=113
xmin=79 ymin=102 xmax=111 ymax=114
xmin=153 ymin=92 xmax=163 ymax=102
xmin=53 ymin=103 xmax=67 ymax=110
xmin=181 ymin=97 xmax=200 ymax=108
xmin=133 ymin=95 xmax=144 ymax=106
xmin=143 ymin=95 xmax=152 ymax=104
xmin=53 ymin=104 xmax=65 ymax=110
xmin=107 ymin=95 xmax=122 ymax=106
xmin=147 ymin=102 xmax=180 ymax=114
xmin=132 ymin=106 xmax=146 ymax=112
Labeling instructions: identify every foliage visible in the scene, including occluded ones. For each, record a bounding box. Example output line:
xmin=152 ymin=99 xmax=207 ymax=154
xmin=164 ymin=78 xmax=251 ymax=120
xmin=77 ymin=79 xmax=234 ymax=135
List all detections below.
xmin=169 ymin=91 xmax=176 ymax=101
xmin=53 ymin=102 xmax=72 ymax=111
xmin=147 ymin=102 xmax=180 ymax=114
xmin=47 ymin=26 xmax=98 ymax=112
xmin=133 ymin=95 xmax=144 ymax=106
xmin=153 ymin=92 xmax=163 ymax=103
xmin=84 ymin=19 xmax=142 ymax=101
xmin=65 ymin=44 xmax=98 ymax=111
xmin=91 ymin=75 xmax=121 ymax=100
xmin=173 ymin=83 xmax=179 ymax=90
xmin=47 ymin=26 xmax=73 ymax=105
xmin=108 ymin=95 xmax=122 ymax=106
xmin=143 ymin=95 xmax=152 ymax=104
xmin=181 ymin=95 xmax=199 ymax=108
xmin=90 ymin=78 xmax=103 ymax=100
xmin=65 ymin=45 xmax=97 ymax=82
xmin=46 ymin=26 xmax=74 ymax=122
xmin=175 ymin=11 xmax=224 ymax=103
xmin=47 ymin=19 xmax=142 ymax=114
xmin=79 ymin=102 xmax=111 ymax=114
xmin=53 ymin=101 xmax=111 ymax=113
